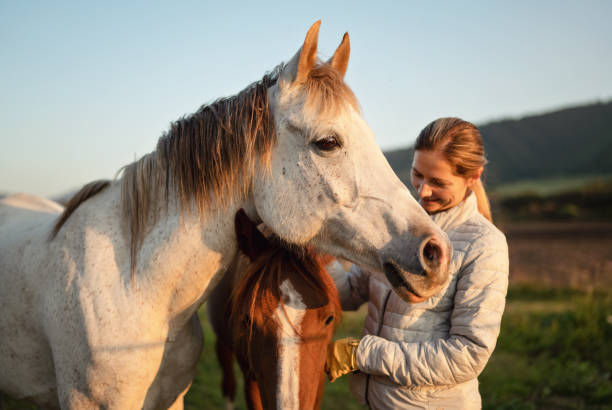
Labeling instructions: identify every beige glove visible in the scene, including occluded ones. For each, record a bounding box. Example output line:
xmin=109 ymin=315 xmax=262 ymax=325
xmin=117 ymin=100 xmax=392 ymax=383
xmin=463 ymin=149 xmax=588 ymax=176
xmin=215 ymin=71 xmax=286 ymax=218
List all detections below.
xmin=325 ymin=337 xmax=360 ymax=382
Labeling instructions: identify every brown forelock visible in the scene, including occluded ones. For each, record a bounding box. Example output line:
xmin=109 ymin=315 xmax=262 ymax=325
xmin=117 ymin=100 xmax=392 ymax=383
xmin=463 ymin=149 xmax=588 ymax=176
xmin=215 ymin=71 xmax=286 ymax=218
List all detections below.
xmin=50 ymin=179 xmax=112 ymax=240
xmin=230 ymin=240 xmax=342 ymax=348
xmin=302 ymin=61 xmax=360 ymax=119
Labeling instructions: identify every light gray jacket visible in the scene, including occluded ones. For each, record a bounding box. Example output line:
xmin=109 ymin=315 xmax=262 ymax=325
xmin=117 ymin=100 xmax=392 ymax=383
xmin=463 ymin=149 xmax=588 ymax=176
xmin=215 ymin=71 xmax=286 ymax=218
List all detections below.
xmin=330 ymin=193 xmax=509 ymax=409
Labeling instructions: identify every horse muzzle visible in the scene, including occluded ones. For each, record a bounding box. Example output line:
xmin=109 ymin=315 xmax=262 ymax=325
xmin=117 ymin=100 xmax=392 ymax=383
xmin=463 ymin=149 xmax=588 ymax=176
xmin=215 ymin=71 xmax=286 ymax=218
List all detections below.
xmin=381 ymin=232 xmax=452 ymax=302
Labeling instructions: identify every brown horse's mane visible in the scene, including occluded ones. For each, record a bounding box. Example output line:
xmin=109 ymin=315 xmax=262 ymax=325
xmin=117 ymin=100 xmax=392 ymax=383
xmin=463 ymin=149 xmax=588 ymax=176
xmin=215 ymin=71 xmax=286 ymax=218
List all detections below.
xmin=50 ymin=61 xmax=358 ymax=277
xmin=230 ymin=238 xmax=341 ymax=344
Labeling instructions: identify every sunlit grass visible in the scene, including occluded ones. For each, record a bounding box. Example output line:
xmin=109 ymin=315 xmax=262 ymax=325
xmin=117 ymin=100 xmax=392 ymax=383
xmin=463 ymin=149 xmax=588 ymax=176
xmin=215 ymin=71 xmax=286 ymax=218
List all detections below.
xmin=480 ymin=287 xmax=612 ymax=409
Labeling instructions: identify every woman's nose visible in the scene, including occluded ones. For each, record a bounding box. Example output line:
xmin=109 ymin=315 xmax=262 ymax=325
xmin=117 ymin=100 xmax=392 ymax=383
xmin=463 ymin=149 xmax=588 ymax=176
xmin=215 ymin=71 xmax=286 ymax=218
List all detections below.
xmin=419 ymin=183 xmax=432 ymax=198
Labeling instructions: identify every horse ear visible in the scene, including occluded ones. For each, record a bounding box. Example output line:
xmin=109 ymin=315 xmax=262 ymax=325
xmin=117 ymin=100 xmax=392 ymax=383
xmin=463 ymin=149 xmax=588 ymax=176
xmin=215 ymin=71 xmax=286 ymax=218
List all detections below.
xmin=327 ymin=32 xmax=350 ymax=78
xmin=235 ymin=209 xmax=269 ymax=261
xmin=281 ymin=20 xmax=321 ymax=85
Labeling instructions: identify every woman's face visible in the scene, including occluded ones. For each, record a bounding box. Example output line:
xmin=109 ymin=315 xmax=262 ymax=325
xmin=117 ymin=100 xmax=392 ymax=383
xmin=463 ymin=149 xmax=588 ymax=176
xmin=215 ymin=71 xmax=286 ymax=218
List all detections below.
xmin=410 ymin=150 xmax=478 ymax=214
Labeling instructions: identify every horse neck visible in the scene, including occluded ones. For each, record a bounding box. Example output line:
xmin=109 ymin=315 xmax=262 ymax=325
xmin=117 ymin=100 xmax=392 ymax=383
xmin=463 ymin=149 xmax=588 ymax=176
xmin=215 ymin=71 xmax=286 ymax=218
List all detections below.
xmin=75 ymin=177 xmax=257 ymax=326
xmin=143 ymin=198 xmax=262 ymax=321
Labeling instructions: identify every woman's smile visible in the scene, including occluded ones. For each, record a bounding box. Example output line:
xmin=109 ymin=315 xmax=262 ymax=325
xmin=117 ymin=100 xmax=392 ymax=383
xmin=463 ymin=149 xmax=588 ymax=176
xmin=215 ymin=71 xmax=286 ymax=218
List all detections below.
xmin=411 ymin=150 xmax=478 ymax=214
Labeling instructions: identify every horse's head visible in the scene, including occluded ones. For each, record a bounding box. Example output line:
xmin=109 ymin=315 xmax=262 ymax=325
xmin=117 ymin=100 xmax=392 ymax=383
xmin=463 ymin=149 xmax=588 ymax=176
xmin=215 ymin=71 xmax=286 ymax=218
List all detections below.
xmin=251 ymin=21 xmax=452 ymax=300
xmin=232 ymin=210 xmax=340 ymax=410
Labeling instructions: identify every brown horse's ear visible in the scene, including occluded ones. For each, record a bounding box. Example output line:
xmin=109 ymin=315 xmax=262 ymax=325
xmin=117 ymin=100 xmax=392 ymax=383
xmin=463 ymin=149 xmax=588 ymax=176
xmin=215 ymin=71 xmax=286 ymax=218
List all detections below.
xmin=235 ymin=209 xmax=269 ymax=261
xmin=327 ymin=32 xmax=350 ymax=79
xmin=281 ymin=20 xmax=321 ymax=85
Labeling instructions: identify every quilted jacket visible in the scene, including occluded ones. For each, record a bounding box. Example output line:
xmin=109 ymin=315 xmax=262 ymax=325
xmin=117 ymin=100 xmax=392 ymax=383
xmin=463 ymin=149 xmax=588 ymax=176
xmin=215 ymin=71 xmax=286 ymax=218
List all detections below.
xmin=330 ymin=193 xmax=509 ymax=409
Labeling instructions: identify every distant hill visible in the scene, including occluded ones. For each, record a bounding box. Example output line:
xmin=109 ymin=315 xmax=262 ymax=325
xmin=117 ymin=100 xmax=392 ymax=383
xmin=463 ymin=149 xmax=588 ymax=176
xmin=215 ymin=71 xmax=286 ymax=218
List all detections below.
xmin=384 ymin=100 xmax=612 ymax=188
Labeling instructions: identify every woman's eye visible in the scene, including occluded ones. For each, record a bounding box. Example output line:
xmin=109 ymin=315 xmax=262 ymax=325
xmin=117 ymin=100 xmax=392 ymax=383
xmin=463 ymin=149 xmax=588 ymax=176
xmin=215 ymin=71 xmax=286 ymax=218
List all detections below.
xmin=431 ymin=180 xmax=447 ymax=188
xmin=314 ymin=136 xmax=340 ymax=151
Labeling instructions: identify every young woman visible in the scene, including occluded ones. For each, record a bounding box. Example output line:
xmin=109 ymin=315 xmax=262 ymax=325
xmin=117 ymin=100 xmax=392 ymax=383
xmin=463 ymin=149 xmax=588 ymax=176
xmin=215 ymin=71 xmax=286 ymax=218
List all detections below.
xmin=326 ymin=118 xmax=509 ymax=409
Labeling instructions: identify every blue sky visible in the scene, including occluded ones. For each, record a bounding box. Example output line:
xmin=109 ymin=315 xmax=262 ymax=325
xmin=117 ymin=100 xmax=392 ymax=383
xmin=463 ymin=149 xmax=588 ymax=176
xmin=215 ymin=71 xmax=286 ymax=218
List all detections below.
xmin=1 ymin=1 xmax=611 ymax=197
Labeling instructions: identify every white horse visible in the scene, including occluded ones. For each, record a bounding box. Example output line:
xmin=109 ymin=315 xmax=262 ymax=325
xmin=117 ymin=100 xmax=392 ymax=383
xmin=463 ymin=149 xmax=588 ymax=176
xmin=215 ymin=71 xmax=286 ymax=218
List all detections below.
xmin=0 ymin=21 xmax=451 ymax=409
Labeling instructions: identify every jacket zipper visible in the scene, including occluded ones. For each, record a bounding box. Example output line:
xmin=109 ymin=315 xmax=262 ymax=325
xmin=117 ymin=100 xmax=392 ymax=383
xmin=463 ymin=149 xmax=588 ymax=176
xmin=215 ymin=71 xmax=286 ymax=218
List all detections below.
xmin=365 ymin=289 xmax=392 ymax=408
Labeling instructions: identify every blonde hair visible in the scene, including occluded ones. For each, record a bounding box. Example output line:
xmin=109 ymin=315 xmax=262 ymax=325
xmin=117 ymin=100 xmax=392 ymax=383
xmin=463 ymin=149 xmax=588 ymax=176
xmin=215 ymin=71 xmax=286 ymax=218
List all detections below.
xmin=414 ymin=117 xmax=492 ymax=221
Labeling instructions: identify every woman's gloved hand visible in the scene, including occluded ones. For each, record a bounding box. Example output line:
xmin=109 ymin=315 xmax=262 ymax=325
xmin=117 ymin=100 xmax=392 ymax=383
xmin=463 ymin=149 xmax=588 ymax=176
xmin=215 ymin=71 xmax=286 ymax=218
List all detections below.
xmin=325 ymin=337 xmax=360 ymax=382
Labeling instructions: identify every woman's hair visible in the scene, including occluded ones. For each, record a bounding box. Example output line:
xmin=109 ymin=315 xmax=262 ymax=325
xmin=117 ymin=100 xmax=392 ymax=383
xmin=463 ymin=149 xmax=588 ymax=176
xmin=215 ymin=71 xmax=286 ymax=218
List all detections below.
xmin=414 ymin=117 xmax=492 ymax=221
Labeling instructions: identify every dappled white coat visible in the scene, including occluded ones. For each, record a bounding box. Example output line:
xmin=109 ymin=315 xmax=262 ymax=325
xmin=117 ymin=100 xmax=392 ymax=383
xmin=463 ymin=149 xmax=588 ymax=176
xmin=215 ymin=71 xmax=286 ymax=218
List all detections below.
xmin=0 ymin=21 xmax=453 ymax=409
xmin=330 ymin=193 xmax=509 ymax=410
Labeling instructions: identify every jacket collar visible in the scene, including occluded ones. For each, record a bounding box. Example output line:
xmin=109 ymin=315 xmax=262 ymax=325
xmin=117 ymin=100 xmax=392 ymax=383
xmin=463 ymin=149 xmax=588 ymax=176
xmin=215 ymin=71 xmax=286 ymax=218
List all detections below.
xmin=429 ymin=191 xmax=478 ymax=231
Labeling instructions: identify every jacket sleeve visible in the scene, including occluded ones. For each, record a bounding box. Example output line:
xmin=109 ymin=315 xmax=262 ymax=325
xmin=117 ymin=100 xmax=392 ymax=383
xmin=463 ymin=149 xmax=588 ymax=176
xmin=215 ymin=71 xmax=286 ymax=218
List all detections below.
xmin=356 ymin=232 xmax=509 ymax=386
xmin=327 ymin=261 xmax=371 ymax=311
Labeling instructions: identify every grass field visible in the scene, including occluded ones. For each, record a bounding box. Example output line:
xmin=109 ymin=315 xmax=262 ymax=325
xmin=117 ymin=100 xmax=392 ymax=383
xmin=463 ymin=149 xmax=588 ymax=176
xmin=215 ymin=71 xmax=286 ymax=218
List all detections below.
xmin=480 ymin=287 xmax=612 ymax=409
xmin=183 ymin=287 xmax=612 ymax=410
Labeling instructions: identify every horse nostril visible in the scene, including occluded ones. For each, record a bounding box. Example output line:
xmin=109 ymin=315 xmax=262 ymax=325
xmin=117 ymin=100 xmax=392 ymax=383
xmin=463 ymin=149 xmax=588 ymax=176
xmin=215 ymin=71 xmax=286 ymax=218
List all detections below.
xmin=421 ymin=237 xmax=443 ymax=271
xmin=423 ymin=241 xmax=440 ymax=262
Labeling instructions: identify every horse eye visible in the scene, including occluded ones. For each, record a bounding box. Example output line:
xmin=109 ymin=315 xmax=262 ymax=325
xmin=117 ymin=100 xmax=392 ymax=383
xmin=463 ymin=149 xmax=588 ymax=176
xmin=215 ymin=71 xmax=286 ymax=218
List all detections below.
xmin=314 ymin=136 xmax=340 ymax=151
xmin=324 ymin=315 xmax=334 ymax=326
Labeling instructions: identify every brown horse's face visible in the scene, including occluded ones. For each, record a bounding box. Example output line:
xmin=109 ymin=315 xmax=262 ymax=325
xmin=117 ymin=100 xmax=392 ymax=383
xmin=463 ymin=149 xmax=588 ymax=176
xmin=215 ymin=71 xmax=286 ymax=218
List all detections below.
xmin=233 ymin=267 xmax=339 ymax=410
xmin=232 ymin=209 xmax=341 ymax=410
xmin=269 ymin=279 xmax=336 ymax=410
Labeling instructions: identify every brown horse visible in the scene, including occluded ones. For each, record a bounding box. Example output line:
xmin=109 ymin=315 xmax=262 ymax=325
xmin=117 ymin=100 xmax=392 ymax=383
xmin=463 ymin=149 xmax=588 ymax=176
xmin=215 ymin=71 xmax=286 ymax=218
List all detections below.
xmin=207 ymin=210 xmax=341 ymax=410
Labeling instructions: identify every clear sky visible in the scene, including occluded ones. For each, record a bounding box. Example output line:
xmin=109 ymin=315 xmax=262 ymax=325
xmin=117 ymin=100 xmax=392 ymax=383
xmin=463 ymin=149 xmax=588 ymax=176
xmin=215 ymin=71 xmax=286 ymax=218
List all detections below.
xmin=1 ymin=1 xmax=611 ymax=197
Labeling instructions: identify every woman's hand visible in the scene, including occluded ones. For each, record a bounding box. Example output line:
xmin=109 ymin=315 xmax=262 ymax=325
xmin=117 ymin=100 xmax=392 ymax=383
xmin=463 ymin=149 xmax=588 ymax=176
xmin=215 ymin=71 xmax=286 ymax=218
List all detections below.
xmin=325 ymin=337 xmax=360 ymax=382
